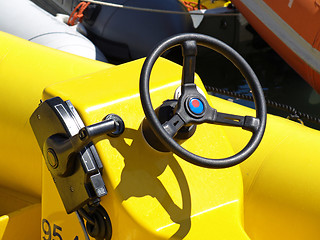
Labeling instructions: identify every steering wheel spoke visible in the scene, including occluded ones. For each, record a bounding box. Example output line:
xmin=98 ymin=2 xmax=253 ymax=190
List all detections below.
xmin=211 ymin=112 xmax=260 ymax=132
xmin=181 ymin=40 xmax=198 ymax=85
xmin=162 ymin=114 xmax=186 ymax=137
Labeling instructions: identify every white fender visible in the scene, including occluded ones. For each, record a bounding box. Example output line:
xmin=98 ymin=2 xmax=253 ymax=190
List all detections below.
xmin=0 ymin=0 xmax=107 ymax=62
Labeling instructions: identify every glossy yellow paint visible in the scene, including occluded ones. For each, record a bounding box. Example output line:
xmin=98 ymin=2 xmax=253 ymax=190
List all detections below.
xmin=43 ymin=58 xmax=248 ymax=239
xmin=0 ymin=31 xmax=113 ymax=198
xmin=0 ymin=186 xmax=40 ymax=240
xmin=0 ymin=204 xmax=40 ymax=240
xmin=0 ymin=31 xmax=113 ymax=239
xmin=208 ymin=95 xmax=320 ymax=240
xmin=2 ymin=29 xmax=320 ymax=240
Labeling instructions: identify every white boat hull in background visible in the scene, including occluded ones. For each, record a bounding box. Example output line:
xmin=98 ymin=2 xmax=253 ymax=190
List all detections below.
xmin=0 ymin=0 xmax=107 ymax=62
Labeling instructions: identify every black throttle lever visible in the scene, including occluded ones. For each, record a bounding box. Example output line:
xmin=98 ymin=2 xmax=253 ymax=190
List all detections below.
xmin=80 ymin=114 xmax=125 ymax=141
xmin=46 ymin=114 xmax=125 ymax=177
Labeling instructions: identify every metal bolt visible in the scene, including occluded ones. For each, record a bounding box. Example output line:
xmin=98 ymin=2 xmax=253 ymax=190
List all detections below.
xmin=47 ymin=149 xmax=58 ymax=169
xmin=37 ymin=115 xmax=41 ymax=120
xmin=70 ymin=186 xmax=74 ymax=192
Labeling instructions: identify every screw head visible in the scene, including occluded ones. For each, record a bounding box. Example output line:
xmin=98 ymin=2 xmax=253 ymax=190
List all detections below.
xmin=47 ymin=149 xmax=58 ymax=169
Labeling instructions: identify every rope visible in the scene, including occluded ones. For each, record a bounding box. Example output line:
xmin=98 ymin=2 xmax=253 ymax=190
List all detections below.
xmin=205 ymin=85 xmax=320 ymax=125
xmin=180 ymin=1 xmax=207 ymax=11
xmin=80 ymin=0 xmax=240 ymax=16
xmin=68 ymin=2 xmax=91 ymax=26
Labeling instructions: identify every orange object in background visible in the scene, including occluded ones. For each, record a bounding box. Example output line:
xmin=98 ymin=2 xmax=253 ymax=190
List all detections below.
xmin=232 ymin=0 xmax=320 ymax=92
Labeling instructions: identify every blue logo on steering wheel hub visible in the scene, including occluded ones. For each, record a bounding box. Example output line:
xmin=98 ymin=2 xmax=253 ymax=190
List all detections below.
xmin=188 ymin=98 xmax=204 ymax=115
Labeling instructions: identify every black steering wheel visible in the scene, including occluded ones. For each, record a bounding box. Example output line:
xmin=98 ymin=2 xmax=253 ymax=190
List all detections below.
xmin=140 ymin=33 xmax=266 ymax=168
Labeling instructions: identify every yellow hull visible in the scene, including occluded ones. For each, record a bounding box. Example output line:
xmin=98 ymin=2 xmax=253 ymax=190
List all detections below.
xmin=0 ymin=31 xmax=320 ymax=239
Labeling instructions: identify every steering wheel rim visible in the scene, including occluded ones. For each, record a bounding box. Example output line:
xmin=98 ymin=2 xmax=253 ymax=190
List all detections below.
xmin=140 ymin=33 xmax=266 ymax=168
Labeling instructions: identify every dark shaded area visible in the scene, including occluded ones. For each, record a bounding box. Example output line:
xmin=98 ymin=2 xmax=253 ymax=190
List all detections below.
xmin=31 ymin=0 xmax=68 ymax=15
xmin=197 ymin=28 xmax=320 ymax=130
xmin=166 ymin=18 xmax=320 ymax=130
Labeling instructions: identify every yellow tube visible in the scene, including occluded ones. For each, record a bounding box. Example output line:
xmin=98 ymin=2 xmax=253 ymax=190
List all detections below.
xmin=0 ymin=31 xmax=112 ymax=197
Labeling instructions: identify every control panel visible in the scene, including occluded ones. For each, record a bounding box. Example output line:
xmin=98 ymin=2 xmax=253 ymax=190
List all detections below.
xmin=30 ymin=97 xmax=124 ymax=214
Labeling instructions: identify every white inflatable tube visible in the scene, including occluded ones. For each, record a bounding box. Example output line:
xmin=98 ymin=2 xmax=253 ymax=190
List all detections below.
xmin=0 ymin=0 xmax=107 ymax=62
